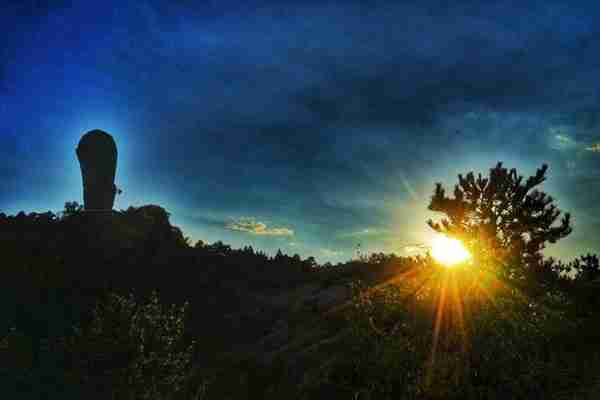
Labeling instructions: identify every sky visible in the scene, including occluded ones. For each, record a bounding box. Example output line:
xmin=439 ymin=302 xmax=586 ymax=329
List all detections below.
xmin=2 ymin=0 xmax=600 ymax=263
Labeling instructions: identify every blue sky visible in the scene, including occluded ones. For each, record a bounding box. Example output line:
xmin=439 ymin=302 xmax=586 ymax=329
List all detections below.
xmin=2 ymin=0 xmax=600 ymax=262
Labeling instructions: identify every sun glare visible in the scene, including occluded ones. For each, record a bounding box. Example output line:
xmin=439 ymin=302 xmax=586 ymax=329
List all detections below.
xmin=430 ymin=234 xmax=471 ymax=267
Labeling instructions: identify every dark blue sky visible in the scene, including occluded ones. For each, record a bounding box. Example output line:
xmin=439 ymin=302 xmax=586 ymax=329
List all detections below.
xmin=3 ymin=0 xmax=600 ymax=262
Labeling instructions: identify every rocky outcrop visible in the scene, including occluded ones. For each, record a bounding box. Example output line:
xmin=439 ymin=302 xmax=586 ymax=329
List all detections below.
xmin=76 ymin=130 xmax=118 ymax=211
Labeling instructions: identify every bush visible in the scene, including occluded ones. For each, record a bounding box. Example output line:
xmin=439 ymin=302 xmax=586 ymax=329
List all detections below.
xmin=62 ymin=291 xmax=195 ymax=399
xmin=314 ymin=265 xmax=578 ymax=400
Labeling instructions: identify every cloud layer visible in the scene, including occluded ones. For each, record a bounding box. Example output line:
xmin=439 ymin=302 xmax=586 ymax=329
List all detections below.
xmin=3 ymin=0 xmax=600 ymax=261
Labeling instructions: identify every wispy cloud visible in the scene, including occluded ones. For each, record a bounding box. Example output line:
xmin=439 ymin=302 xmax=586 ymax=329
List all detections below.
xmin=225 ymin=217 xmax=294 ymax=236
xmin=339 ymin=227 xmax=390 ymax=238
xmin=586 ymin=143 xmax=600 ymax=153
xmin=320 ymin=248 xmax=343 ymax=258
xmin=549 ymin=127 xmax=578 ymax=151
xmin=548 ymin=128 xmax=600 ymax=154
xmin=403 ymin=243 xmax=429 ymax=253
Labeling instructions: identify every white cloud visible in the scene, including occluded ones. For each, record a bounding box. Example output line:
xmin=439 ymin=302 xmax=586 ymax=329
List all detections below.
xmin=225 ymin=217 xmax=294 ymax=236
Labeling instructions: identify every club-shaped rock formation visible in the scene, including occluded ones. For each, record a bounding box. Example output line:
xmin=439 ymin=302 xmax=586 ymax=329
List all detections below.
xmin=76 ymin=129 xmax=118 ymax=211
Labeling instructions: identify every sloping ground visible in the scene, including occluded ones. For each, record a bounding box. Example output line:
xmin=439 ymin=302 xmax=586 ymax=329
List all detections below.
xmin=190 ymin=262 xmax=421 ymax=399
xmin=6 ymin=207 xmax=600 ymax=399
xmin=191 ymin=261 xmax=600 ymax=400
xmin=190 ymin=283 xmax=354 ymax=398
xmin=1 ymin=207 xmax=367 ymax=398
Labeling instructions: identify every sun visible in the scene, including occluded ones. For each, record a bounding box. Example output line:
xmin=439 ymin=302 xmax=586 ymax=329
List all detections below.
xmin=430 ymin=234 xmax=471 ymax=267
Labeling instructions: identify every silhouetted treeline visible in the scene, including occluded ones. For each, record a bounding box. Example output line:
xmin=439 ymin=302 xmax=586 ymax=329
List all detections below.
xmin=2 ymin=203 xmax=600 ymax=399
xmin=2 ymin=203 xmax=598 ymax=332
xmin=0 ymin=203 xmax=415 ymax=398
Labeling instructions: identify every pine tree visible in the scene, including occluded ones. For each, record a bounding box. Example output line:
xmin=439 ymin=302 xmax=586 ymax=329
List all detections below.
xmin=427 ymin=162 xmax=572 ymax=279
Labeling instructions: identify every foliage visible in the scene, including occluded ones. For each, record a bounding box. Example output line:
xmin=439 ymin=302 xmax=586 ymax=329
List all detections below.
xmin=316 ymin=271 xmax=582 ymax=400
xmin=570 ymin=253 xmax=600 ymax=282
xmin=63 ymin=201 xmax=83 ymax=217
xmin=3 ymin=194 xmax=600 ymax=399
xmin=427 ymin=162 xmax=572 ymax=282
xmin=0 ymin=202 xmax=329 ymax=398
xmin=62 ymin=291 xmax=195 ymax=399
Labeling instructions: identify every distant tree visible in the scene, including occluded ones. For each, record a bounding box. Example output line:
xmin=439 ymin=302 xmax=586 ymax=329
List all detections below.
xmin=207 ymin=241 xmax=231 ymax=255
xmin=571 ymin=253 xmax=600 ymax=282
xmin=302 ymin=256 xmax=317 ymax=271
xmin=63 ymin=201 xmax=83 ymax=217
xmin=367 ymin=252 xmax=389 ymax=265
xmin=427 ymin=162 xmax=572 ymax=280
xmin=564 ymin=253 xmax=600 ymax=314
xmin=275 ymin=249 xmax=284 ymax=261
xmin=257 ymin=250 xmax=268 ymax=258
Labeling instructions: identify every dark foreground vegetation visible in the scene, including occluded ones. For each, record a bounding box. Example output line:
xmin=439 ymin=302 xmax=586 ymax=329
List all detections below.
xmin=3 ymin=164 xmax=600 ymax=399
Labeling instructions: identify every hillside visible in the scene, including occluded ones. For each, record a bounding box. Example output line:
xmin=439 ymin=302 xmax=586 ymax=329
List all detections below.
xmin=2 ymin=204 xmax=600 ymax=399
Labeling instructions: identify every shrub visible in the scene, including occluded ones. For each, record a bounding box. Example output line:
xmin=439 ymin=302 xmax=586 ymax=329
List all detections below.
xmin=62 ymin=291 xmax=195 ymax=399
xmin=316 ymin=266 xmax=577 ymax=400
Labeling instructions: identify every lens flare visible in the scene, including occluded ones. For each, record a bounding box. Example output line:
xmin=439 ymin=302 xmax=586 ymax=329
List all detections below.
xmin=430 ymin=234 xmax=471 ymax=267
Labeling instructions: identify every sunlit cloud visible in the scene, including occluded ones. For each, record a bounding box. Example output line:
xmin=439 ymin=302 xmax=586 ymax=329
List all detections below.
xmin=403 ymin=243 xmax=429 ymax=253
xmin=225 ymin=217 xmax=294 ymax=236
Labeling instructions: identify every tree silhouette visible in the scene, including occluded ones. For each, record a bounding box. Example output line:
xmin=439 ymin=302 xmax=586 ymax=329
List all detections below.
xmin=63 ymin=201 xmax=83 ymax=217
xmin=571 ymin=253 xmax=600 ymax=282
xmin=427 ymin=162 xmax=572 ymax=279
